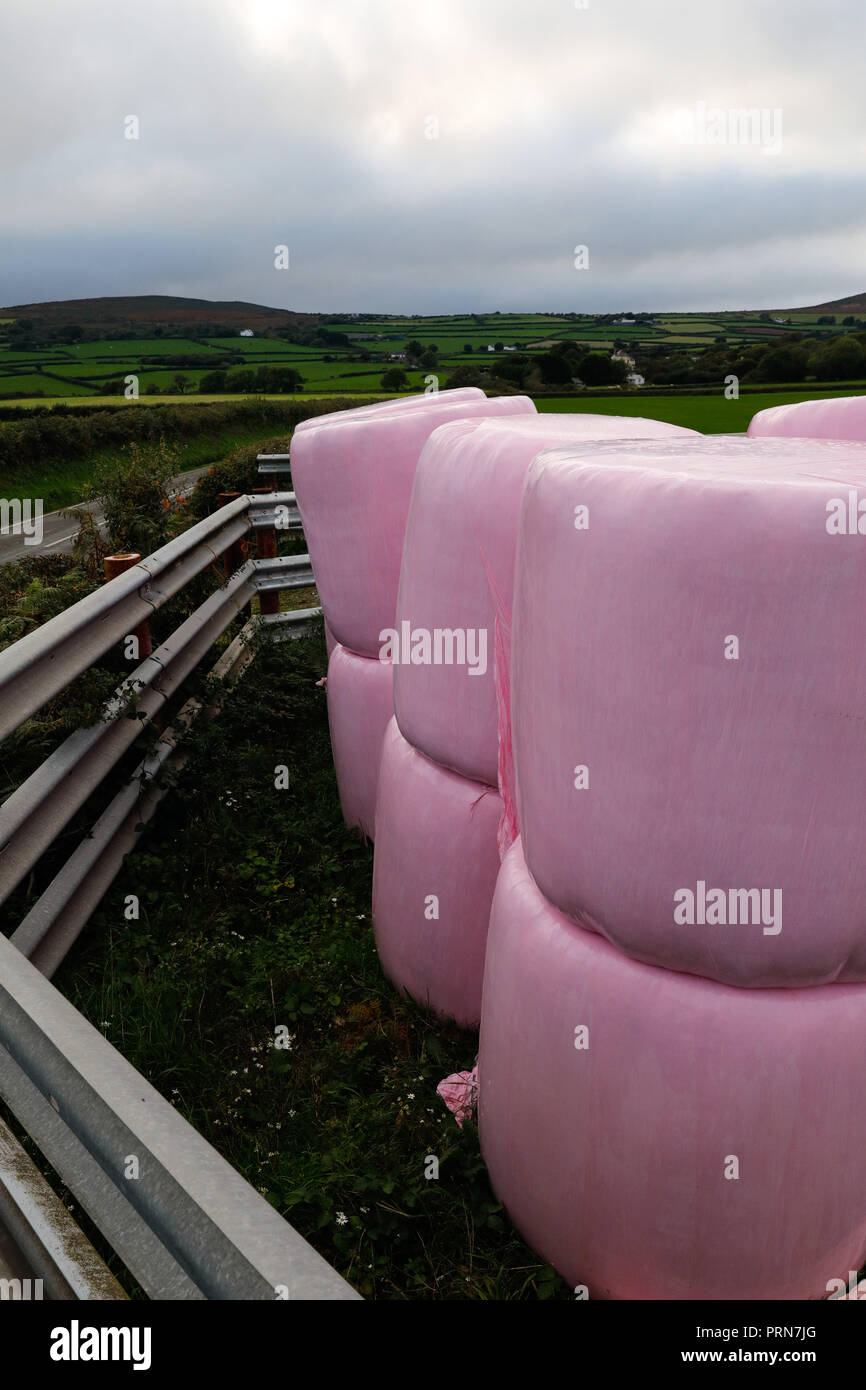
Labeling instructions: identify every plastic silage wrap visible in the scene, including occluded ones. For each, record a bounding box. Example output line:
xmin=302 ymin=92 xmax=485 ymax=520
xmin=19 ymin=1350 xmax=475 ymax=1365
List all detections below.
xmin=394 ymin=413 xmax=698 ymax=793
xmin=325 ymin=643 xmax=393 ymax=838
xmin=477 ymin=839 xmax=866 ymax=1301
xmin=290 ymin=394 xmax=536 ymax=658
xmin=511 ymin=435 xmax=866 ymax=987
xmin=749 ymin=392 xmax=866 ymax=440
xmin=292 ymin=386 xmax=485 ymax=436
xmin=301 ymin=400 xmax=481 ymax=669
xmin=372 ymin=718 xmax=502 ymax=1027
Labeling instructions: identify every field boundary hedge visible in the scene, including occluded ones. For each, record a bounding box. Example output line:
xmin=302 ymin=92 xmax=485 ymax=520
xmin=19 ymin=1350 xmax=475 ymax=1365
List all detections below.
xmin=0 ymin=397 xmax=387 ymax=475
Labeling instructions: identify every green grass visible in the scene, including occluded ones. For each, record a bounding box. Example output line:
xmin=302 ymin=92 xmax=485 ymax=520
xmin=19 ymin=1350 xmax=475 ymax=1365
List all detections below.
xmin=203 ymin=337 xmax=315 ymax=354
xmin=0 ymin=390 xmax=390 ymax=412
xmin=68 ymin=338 xmax=220 ymax=357
xmin=535 ymin=388 xmax=866 ymax=433
xmin=0 ymin=373 xmax=94 ymax=396
xmin=37 ymin=362 xmax=125 ymax=379
xmin=0 ymin=349 xmax=74 ymax=363
xmin=52 ymin=628 xmax=568 ymax=1300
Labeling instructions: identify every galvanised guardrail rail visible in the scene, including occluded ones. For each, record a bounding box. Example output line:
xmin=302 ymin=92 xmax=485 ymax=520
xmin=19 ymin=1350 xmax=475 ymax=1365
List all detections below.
xmin=0 ymin=491 xmax=300 ymax=743
xmin=0 ymin=488 xmax=358 ymax=1300
xmin=0 ymin=1112 xmax=126 ymax=1299
xmin=257 ymin=453 xmax=292 ymax=482
xmin=0 ymin=493 xmax=311 ymax=963
xmin=0 ymin=930 xmax=356 ymax=1300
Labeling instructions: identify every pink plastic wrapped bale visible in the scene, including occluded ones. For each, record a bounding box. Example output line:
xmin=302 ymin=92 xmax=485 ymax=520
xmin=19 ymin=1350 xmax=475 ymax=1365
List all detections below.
xmin=292 ymin=387 xmax=485 ymax=436
xmin=478 ymin=839 xmax=866 ymax=1300
xmin=372 ymin=718 xmax=502 ymax=1027
xmin=511 ymin=434 xmax=866 ymax=987
xmin=326 ymin=643 xmax=393 ymax=837
xmin=291 ymin=395 xmax=536 ymax=658
xmin=749 ymin=393 xmax=866 ymax=441
xmin=394 ymin=414 xmax=698 ymax=794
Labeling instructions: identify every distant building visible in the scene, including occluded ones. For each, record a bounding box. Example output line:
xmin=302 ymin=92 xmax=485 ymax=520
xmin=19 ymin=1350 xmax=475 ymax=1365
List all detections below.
xmin=613 ymin=317 xmax=636 ymax=325
xmin=627 ymin=372 xmax=645 ymax=386
xmin=389 ymin=352 xmax=406 ymax=361
xmin=240 ymin=329 xmax=254 ymax=337
xmin=612 ymin=350 xmax=636 ymax=366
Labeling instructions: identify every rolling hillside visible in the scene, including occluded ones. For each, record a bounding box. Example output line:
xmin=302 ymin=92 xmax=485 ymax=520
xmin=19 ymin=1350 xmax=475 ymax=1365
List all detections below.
xmin=0 ymin=294 xmax=318 ymax=333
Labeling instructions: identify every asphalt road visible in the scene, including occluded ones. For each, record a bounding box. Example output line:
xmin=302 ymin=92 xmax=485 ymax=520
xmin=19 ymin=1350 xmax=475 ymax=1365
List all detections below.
xmin=0 ymin=466 xmax=209 ymax=566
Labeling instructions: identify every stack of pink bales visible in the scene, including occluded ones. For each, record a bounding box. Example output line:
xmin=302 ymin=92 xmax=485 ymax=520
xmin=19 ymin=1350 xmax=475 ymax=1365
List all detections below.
xmin=375 ymin=413 xmax=696 ymax=1026
xmin=296 ymin=385 xmax=866 ymax=1298
xmin=479 ymin=431 xmax=866 ymax=1298
xmin=291 ymin=390 xmax=536 ymax=836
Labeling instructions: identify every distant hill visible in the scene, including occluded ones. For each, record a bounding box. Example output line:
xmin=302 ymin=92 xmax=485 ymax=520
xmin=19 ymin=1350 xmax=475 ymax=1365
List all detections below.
xmin=789 ymin=291 xmax=866 ymax=315
xmin=0 ymin=294 xmax=319 ymax=332
xmin=5 ymin=291 xmax=866 ymax=328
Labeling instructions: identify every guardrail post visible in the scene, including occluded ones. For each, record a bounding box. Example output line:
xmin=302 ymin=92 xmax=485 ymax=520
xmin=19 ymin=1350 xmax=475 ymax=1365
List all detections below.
xmin=216 ymin=491 xmax=250 ymax=618
xmin=104 ymin=552 xmax=152 ymax=659
xmin=252 ymin=487 xmax=280 ymax=616
xmin=216 ymin=492 xmax=245 ymax=580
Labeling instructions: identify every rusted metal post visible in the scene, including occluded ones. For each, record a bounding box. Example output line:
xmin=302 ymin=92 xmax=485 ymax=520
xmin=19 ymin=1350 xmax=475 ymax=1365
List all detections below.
xmin=252 ymin=487 xmax=280 ymax=616
xmin=216 ymin=492 xmax=245 ymax=582
xmin=104 ymin=552 xmax=152 ymax=659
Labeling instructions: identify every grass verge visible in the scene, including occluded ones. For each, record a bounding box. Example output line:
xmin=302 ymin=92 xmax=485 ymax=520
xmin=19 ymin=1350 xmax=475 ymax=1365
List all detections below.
xmin=55 ymin=624 xmax=568 ymax=1300
xmin=1 ymin=423 xmax=300 ymax=515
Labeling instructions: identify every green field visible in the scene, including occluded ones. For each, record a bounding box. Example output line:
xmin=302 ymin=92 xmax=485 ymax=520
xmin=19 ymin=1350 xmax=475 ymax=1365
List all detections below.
xmin=5 ymin=306 xmax=862 ymax=402
xmin=0 ymin=374 xmax=95 ymax=395
xmin=4 ymin=386 xmax=865 ymax=450
xmin=69 ymin=338 xmax=219 ymax=357
xmin=539 ymin=388 xmax=866 ymax=432
xmin=0 ymin=391 xmax=390 ymax=412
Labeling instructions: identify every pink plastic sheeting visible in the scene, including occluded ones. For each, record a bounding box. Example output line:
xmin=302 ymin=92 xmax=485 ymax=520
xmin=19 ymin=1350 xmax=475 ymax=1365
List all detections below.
xmin=291 ymin=395 xmax=536 ymax=658
xmin=436 ymin=1068 xmax=478 ymax=1128
xmin=394 ymin=414 xmax=698 ymax=793
xmin=478 ymin=839 xmax=866 ymax=1300
xmin=749 ymin=393 xmax=866 ymax=440
xmin=324 ymin=619 xmax=337 ymax=659
xmin=326 ymin=643 xmax=393 ymax=837
xmin=292 ymin=387 xmax=485 ymax=436
xmin=511 ymin=435 xmax=866 ymax=987
xmin=372 ymin=718 xmax=502 ymax=1027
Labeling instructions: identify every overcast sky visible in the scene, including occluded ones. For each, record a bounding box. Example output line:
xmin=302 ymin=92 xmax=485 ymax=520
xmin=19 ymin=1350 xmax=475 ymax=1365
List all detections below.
xmin=0 ymin=0 xmax=863 ymax=315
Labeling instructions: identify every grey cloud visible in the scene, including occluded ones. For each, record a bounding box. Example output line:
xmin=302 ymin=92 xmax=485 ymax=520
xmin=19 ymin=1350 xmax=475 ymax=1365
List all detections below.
xmin=1 ymin=0 xmax=864 ymax=312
